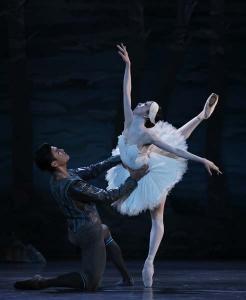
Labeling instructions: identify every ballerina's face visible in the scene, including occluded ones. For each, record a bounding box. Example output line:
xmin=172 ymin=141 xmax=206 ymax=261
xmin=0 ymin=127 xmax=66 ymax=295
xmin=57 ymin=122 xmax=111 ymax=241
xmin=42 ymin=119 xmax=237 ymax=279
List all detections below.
xmin=133 ymin=101 xmax=153 ymax=116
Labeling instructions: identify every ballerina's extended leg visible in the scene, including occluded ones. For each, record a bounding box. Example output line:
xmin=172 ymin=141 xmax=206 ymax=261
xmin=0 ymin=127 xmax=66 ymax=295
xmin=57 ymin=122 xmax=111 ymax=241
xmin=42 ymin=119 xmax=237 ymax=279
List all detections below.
xmin=142 ymin=201 xmax=165 ymax=288
xmin=177 ymin=93 xmax=219 ymax=139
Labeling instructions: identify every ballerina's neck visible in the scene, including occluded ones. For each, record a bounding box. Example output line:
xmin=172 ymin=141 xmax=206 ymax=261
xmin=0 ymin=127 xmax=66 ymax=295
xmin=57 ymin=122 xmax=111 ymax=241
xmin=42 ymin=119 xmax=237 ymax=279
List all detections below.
xmin=125 ymin=116 xmax=146 ymax=140
xmin=131 ymin=115 xmax=146 ymax=128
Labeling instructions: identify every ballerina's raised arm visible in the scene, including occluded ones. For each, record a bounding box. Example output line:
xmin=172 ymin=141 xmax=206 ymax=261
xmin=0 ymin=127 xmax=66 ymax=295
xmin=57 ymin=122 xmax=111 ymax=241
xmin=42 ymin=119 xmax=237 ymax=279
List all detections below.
xmin=144 ymin=131 xmax=222 ymax=176
xmin=117 ymin=43 xmax=133 ymax=130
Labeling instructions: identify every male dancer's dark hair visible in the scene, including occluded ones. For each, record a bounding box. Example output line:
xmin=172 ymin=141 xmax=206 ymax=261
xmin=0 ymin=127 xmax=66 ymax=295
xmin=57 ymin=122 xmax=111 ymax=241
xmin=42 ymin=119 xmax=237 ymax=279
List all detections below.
xmin=34 ymin=143 xmax=55 ymax=172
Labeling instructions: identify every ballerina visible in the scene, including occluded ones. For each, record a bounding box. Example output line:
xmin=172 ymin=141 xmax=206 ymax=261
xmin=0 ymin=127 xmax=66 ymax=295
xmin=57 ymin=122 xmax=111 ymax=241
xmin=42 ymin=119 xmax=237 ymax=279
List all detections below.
xmin=106 ymin=44 xmax=222 ymax=287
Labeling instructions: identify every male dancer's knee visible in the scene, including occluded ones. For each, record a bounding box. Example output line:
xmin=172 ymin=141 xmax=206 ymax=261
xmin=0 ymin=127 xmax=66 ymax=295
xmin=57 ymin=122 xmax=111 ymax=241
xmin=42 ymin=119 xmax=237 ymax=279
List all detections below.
xmin=102 ymin=224 xmax=113 ymax=245
xmin=102 ymin=224 xmax=110 ymax=236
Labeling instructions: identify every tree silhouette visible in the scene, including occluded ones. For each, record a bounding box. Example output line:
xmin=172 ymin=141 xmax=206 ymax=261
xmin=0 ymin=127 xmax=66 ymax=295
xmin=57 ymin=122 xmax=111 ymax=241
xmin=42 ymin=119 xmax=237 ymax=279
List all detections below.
xmin=157 ymin=0 xmax=198 ymax=118
xmin=7 ymin=0 xmax=33 ymax=229
xmin=206 ymin=0 xmax=229 ymax=214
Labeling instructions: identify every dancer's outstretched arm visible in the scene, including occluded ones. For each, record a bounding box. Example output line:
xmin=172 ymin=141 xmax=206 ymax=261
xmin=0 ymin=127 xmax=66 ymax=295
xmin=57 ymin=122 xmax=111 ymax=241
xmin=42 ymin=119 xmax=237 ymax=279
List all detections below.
xmin=68 ymin=165 xmax=148 ymax=204
xmin=75 ymin=156 xmax=121 ymax=180
xmin=146 ymin=132 xmax=222 ymax=176
xmin=117 ymin=43 xmax=133 ymax=129
xmin=68 ymin=177 xmax=137 ymax=205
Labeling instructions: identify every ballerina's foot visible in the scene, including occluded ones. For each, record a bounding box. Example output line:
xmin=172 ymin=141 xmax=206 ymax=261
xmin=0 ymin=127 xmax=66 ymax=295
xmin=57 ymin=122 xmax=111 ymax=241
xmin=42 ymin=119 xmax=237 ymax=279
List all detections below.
xmin=14 ymin=274 xmax=46 ymax=290
xmin=142 ymin=260 xmax=154 ymax=288
xmin=201 ymin=93 xmax=219 ymax=120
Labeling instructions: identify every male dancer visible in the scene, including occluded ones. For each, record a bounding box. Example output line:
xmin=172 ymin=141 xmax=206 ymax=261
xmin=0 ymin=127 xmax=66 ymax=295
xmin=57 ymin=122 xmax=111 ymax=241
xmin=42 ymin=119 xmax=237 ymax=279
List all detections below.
xmin=14 ymin=143 xmax=147 ymax=291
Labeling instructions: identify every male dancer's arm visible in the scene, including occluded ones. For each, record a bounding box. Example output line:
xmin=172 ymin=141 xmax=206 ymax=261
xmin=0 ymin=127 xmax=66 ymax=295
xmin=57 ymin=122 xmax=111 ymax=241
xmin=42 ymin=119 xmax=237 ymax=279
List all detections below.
xmin=67 ymin=176 xmax=137 ymax=205
xmin=74 ymin=155 xmax=121 ymax=180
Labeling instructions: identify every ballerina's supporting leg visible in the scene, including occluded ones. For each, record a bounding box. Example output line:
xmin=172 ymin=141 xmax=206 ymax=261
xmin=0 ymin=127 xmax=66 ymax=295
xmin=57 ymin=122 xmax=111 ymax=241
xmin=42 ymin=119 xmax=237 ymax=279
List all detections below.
xmin=142 ymin=200 xmax=165 ymax=287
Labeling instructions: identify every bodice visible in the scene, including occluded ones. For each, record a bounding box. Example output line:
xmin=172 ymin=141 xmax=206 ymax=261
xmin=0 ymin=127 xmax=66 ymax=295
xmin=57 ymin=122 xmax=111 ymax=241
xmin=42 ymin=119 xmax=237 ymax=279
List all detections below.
xmin=118 ymin=135 xmax=149 ymax=170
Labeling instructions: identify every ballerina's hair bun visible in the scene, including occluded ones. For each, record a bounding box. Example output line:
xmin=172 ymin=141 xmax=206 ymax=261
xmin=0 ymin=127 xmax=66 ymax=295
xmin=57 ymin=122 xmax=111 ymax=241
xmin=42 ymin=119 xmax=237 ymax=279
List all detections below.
xmin=148 ymin=102 xmax=159 ymax=124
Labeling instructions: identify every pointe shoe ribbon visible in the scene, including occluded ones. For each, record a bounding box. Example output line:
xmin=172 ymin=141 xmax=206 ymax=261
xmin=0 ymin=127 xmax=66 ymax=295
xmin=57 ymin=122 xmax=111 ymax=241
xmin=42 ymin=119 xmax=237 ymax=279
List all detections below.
xmin=203 ymin=93 xmax=219 ymax=119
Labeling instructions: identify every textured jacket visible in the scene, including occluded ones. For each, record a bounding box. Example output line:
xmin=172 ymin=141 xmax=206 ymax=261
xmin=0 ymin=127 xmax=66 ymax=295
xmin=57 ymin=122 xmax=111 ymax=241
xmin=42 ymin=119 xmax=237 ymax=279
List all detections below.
xmin=50 ymin=155 xmax=137 ymax=232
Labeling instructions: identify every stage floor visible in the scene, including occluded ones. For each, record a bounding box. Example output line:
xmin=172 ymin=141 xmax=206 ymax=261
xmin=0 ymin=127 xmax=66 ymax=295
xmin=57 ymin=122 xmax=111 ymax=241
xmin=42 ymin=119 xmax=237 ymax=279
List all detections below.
xmin=1 ymin=261 xmax=246 ymax=300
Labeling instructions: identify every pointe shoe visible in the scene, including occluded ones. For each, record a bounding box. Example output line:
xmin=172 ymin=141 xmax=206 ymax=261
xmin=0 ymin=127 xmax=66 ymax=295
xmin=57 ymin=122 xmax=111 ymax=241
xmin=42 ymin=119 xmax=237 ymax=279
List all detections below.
xmin=142 ymin=260 xmax=154 ymax=288
xmin=202 ymin=93 xmax=219 ymax=119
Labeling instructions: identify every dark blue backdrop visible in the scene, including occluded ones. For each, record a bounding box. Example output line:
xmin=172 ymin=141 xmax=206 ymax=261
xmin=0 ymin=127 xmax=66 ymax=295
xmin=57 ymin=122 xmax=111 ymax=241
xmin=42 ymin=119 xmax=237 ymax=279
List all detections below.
xmin=0 ymin=0 xmax=245 ymax=260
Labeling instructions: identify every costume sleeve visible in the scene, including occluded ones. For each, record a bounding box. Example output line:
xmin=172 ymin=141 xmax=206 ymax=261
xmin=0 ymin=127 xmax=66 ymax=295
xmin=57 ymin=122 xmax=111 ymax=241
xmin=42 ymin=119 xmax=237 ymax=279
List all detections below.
xmin=74 ymin=155 xmax=121 ymax=180
xmin=67 ymin=177 xmax=137 ymax=204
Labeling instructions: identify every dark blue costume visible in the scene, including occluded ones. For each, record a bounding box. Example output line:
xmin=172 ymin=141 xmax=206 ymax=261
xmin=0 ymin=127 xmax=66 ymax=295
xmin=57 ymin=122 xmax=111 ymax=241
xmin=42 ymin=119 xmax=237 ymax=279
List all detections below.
xmin=49 ymin=155 xmax=137 ymax=291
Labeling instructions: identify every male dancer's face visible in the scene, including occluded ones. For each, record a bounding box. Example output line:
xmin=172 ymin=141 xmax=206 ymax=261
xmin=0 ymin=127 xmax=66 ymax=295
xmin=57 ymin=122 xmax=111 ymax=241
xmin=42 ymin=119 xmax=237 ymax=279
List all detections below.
xmin=50 ymin=146 xmax=70 ymax=168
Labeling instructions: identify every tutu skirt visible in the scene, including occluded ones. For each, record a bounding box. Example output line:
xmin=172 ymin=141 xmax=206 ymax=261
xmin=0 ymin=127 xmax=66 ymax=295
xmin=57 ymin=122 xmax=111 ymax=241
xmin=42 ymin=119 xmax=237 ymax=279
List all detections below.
xmin=106 ymin=121 xmax=188 ymax=216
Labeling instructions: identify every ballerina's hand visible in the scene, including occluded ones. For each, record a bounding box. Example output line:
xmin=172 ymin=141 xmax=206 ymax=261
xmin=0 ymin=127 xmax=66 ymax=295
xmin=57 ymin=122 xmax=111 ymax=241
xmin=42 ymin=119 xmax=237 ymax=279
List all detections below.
xmin=203 ymin=158 xmax=222 ymax=176
xmin=117 ymin=43 xmax=130 ymax=65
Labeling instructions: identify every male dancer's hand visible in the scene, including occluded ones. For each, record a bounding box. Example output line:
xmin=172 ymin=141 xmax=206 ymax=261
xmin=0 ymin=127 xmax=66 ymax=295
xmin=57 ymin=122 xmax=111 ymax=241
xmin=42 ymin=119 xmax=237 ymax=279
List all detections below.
xmin=129 ymin=165 xmax=149 ymax=181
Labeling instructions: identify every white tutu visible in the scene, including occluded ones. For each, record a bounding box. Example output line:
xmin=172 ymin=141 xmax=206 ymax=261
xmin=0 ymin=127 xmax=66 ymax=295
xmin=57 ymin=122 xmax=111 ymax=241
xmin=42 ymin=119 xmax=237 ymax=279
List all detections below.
xmin=106 ymin=121 xmax=188 ymax=216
